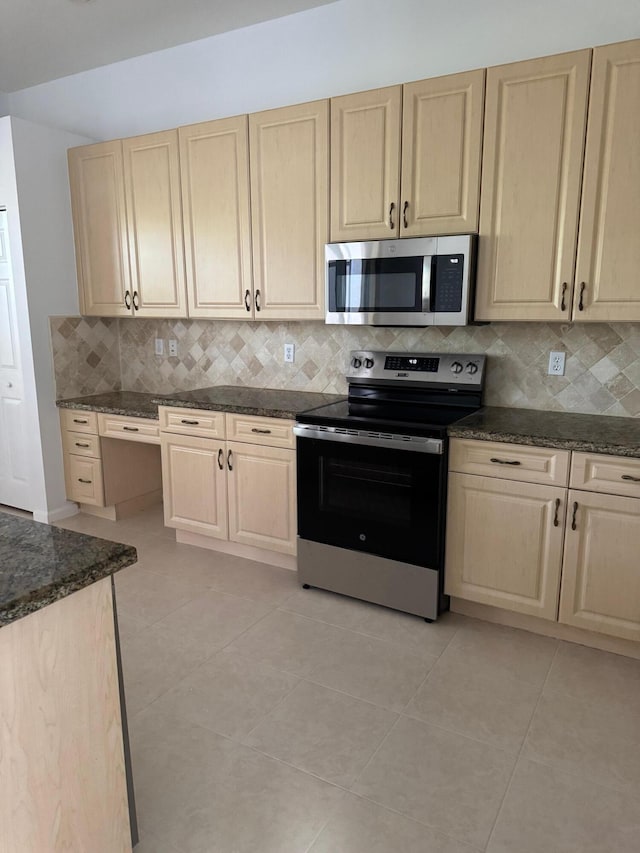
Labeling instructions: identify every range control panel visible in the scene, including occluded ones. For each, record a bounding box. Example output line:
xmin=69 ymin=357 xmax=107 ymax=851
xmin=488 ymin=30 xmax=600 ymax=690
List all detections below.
xmin=347 ymin=351 xmax=486 ymax=388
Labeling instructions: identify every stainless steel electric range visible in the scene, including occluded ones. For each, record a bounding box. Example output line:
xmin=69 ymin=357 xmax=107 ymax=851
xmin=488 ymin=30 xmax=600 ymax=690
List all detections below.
xmin=294 ymin=351 xmax=486 ymax=621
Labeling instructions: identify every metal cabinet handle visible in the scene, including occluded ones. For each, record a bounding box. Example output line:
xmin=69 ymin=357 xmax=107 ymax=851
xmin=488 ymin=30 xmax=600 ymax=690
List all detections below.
xmin=217 ymin=448 xmax=224 ymax=470
xmin=75 ymin=442 xmax=90 ymax=448
xmin=571 ymin=501 xmax=579 ymax=531
xmin=251 ymin=427 xmax=272 ymax=435
xmin=389 ymin=202 xmax=395 ymax=229
xmin=553 ymin=497 xmax=561 ymax=527
xmin=578 ymin=282 xmax=586 ymax=311
xmin=122 ymin=426 xmax=139 ymax=432
xmin=402 ymin=201 xmax=409 ymax=229
xmin=73 ymin=418 xmax=88 ymax=424
xmin=124 ymin=290 xmax=132 ymax=310
xmin=227 ymin=449 xmax=233 ymax=471
xmin=132 ymin=290 xmax=140 ymax=311
xmin=621 ymin=474 xmax=640 ymax=483
xmin=490 ymin=457 xmax=522 ymax=466
xmin=561 ymin=282 xmax=567 ymax=311
xmin=181 ymin=419 xmax=199 ymax=425
xmin=255 ymin=289 xmax=261 ymax=312
xmin=78 ymin=478 xmax=92 ymax=484
xmin=244 ymin=289 xmax=251 ymax=312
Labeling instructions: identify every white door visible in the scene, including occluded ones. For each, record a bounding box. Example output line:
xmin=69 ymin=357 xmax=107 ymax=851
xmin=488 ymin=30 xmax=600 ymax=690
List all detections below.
xmin=0 ymin=210 xmax=31 ymax=509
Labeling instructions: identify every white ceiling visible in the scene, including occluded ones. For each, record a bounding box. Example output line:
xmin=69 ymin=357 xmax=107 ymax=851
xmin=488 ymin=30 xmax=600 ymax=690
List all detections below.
xmin=0 ymin=0 xmax=336 ymax=92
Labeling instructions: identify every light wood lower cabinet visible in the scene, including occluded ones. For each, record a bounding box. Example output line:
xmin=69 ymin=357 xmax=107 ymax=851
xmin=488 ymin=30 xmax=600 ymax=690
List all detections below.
xmin=445 ymin=472 xmax=565 ymax=620
xmin=160 ymin=411 xmax=297 ymax=557
xmin=559 ymin=490 xmax=640 ymax=642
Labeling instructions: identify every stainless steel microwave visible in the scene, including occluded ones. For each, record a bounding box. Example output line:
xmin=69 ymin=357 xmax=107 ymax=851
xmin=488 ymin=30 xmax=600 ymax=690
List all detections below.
xmin=325 ymin=235 xmax=477 ymax=326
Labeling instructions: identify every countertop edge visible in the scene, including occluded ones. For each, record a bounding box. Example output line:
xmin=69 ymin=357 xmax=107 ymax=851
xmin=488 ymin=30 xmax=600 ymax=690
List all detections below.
xmin=56 ymin=399 xmax=160 ymax=420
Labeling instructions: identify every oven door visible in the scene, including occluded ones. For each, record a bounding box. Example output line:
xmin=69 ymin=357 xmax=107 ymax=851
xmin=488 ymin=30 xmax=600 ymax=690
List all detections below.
xmin=296 ymin=431 xmax=446 ymax=569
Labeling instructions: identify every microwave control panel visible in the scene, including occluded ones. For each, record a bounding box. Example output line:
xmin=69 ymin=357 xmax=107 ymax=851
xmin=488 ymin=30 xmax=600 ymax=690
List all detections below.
xmin=432 ymin=255 xmax=464 ymax=313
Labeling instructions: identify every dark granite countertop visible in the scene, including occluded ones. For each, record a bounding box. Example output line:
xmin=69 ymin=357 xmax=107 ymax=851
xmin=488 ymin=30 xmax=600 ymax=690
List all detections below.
xmin=57 ymin=391 xmax=160 ymax=419
xmin=0 ymin=513 xmax=137 ymax=627
xmin=449 ymin=406 xmax=640 ymax=458
xmin=153 ymin=386 xmax=346 ymax=420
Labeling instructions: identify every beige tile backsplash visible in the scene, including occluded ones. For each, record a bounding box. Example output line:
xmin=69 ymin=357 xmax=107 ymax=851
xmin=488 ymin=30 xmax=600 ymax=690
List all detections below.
xmin=50 ymin=316 xmax=640 ymax=417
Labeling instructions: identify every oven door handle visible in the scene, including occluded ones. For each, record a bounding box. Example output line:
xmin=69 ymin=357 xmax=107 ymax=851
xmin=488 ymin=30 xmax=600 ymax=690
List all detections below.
xmin=293 ymin=425 xmax=443 ymax=455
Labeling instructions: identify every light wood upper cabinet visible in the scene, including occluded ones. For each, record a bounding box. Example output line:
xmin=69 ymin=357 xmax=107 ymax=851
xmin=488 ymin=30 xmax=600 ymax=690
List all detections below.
xmin=330 ymin=86 xmax=402 ymax=240
xmin=574 ymin=39 xmax=640 ymax=322
xmin=559 ymin=489 xmax=640 ymax=642
xmin=68 ymin=141 xmax=132 ymax=317
xmin=445 ymin=472 xmax=565 ymax=620
xmin=249 ymin=100 xmax=328 ymax=320
xmin=476 ymin=50 xmax=591 ymax=321
xmin=179 ymin=116 xmax=253 ymax=319
xmin=401 ymin=70 xmax=485 ymax=236
xmin=122 ymin=130 xmax=187 ymax=317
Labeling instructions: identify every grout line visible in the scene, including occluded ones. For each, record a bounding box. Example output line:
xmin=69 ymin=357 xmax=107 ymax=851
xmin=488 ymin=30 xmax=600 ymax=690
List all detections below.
xmin=482 ymin=641 xmax=561 ymax=851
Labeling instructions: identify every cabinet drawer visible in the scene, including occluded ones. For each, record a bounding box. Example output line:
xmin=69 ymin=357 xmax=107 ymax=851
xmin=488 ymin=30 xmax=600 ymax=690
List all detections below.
xmin=225 ymin=413 xmax=295 ymax=448
xmin=449 ymin=438 xmax=570 ymax=486
xmin=570 ymin=452 xmax=640 ymax=498
xmin=62 ymin=431 xmax=101 ymax=459
xmin=98 ymin=413 xmax=160 ymax=444
xmin=60 ymin=408 xmax=98 ymax=434
xmin=159 ymin=406 xmax=226 ymax=439
xmin=64 ymin=454 xmax=104 ymax=506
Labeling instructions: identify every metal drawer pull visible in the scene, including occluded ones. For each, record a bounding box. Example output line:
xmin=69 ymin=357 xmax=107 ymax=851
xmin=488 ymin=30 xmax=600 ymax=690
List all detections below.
xmin=621 ymin=474 xmax=640 ymax=483
xmin=571 ymin=501 xmax=578 ymax=531
xmin=244 ymin=289 xmax=251 ymax=312
xmin=227 ymin=449 xmax=233 ymax=471
xmin=251 ymin=428 xmax=272 ymax=435
xmin=181 ymin=419 xmax=199 ymax=425
xmin=561 ymin=282 xmax=567 ymax=311
xmin=75 ymin=442 xmax=90 ymax=448
xmin=388 ymin=202 xmax=395 ymax=229
xmin=553 ymin=497 xmax=560 ymax=527
xmin=578 ymin=282 xmax=586 ymax=311
xmin=255 ymin=289 xmax=261 ymax=312
xmin=123 ymin=426 xmax=139 ymax=432
xmin=124 ymin=290 xmax=132 ymax=309
xmin=403 ymin=200 xmax=409 ymax=229
xmin=217 ymin=448 xmax=224 ymax=470
xmin=132 ymin=290 xmax=140 ymax=311
xmin=490 ymin=457 xmax=522 ymax=466
xmin=78 ymin=478 xmax=92 ymax=484
xmin=73 ymin=418 xmax=88 ymax=424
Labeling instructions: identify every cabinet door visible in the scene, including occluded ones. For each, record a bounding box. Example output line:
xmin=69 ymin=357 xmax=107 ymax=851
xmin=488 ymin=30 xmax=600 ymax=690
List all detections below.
xmin=401 ymin=70 xmax=485 ymax=236
xmin=179 ymin=117 xmax=253 ymax=319
xmin=330 ymin=86 xmax=402 ymax=241
xmin=559 ymin=490 xmax=640 ymax=641
xmin=574 ymin=39 xmax=640 ymax=322
xmin=227 ymin=442 xmax=296 ymax=555
xmin=122 ymin=130 xmax=187 ymax=317
xmin=68 ymin=141 xmax=132 ymax=317
xmin=475 ymin=50 xmax=591 ymax=321
xmin=249 ymin=101 xmax=328 ymax=320
xmin=161 ymin=433 xmax=228 ymax=539
xmin=445 ymin=473 xmax=565 ymax=620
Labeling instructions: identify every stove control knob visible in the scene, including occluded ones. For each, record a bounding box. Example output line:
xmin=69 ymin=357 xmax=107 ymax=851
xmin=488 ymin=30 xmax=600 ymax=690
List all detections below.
xmin=466 ymin=362 xmax=479 ymax=375
xmin=352 ymin=356 xmax=362 ymax=369
xmin=364 ymin=358 xmax=375 ymax=369
xmin=451 ymin=361 xmax=463 ymax=374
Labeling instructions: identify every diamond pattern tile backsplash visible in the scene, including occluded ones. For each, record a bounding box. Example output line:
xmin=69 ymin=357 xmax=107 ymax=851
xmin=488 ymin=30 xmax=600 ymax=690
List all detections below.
xmin=51 ymin=316 xmax=640 ymax=417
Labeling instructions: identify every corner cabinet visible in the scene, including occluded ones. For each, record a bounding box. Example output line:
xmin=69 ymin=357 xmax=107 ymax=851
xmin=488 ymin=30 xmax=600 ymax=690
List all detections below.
xmin=249 ymin=101 xmax=328 ymax=320
xmin=330 ymin=70 xmax=485 ymax=241
xmin=160 ymin=409 xmax=297 ymax=563
xmin=475 ymin=50 xmax=591 ymax=322
xmin=446 ymin=439 xmax=640 ymax=644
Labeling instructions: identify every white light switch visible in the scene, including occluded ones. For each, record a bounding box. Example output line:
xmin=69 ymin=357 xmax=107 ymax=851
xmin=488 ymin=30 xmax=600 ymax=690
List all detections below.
xmin=154 ymin=338 xmax=164 ymax=356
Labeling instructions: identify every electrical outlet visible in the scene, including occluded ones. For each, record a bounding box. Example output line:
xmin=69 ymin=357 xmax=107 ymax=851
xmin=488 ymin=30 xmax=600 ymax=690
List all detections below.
xmin=548 ymin=351 xmax=566 ymax=376
xmin=154 ymin=338 xmax=164 ymax=356
xmin=168 ymin=339 xmax=178 ymax=357
xmin=284 ymin=343 xmax=295 ymax=363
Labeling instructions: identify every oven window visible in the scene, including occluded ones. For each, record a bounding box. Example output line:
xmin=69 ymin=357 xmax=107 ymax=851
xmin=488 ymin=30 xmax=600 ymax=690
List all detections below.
xmin=328 ymin=257 xmax=424 ymax=312
xmin=320 ymin=457 xmax=412 ymax=526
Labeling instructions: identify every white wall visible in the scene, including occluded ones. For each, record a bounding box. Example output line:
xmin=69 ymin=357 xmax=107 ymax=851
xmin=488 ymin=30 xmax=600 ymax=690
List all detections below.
xmin=7 ymin=0 xmax=640 ymax=140
xmin=1 ymin=117 xmax=92 ymax=520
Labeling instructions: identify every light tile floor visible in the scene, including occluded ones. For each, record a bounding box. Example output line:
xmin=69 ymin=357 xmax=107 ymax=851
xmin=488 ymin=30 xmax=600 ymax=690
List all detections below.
xmin=55 ymin=506 xmax=640 ymax=853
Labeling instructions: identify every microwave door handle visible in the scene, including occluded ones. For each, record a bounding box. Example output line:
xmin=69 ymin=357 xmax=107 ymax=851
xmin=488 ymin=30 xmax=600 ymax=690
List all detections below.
xmin=422 ymin=256 xmax=432 ymax=314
